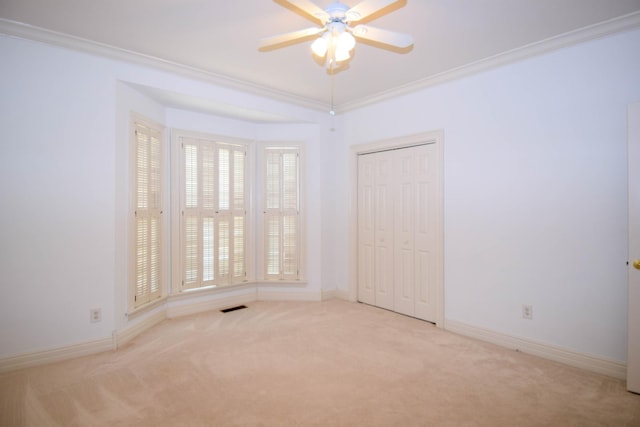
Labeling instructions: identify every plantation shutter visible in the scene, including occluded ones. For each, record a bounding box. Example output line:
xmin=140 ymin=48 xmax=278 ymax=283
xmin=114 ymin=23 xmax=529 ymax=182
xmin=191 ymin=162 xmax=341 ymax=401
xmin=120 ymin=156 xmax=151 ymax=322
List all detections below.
xmin=133 ymin=122 xmax=163 ymax=307
xmin=232 ymin=150 xmax=246 ymax=281
xmin=264 ymin=148 xmax=299 ymax=280
xmin=181 ymin=137 xmax=247 ymax=290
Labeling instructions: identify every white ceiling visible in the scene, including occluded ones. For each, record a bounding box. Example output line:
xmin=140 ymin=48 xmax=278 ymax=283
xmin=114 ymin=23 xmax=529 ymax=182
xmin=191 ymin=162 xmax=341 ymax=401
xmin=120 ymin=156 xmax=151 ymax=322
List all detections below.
xmin=2 ymin=0 xmax=640 ymax=114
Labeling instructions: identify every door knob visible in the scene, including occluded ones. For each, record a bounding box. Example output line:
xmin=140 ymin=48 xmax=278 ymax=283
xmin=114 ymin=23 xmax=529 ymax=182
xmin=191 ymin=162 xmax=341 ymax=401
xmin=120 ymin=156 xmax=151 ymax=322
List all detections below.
xmin=633 ymin=260 xmax=640 ymax=270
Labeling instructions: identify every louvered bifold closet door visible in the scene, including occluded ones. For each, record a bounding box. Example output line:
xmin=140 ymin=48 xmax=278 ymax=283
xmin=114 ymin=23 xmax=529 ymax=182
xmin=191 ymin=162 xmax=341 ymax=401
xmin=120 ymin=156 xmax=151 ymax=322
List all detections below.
xmin=134 ymin=123 xmax=162 ymax=307
xmin=181 ymin=138 xmax=247 ymax=291
xmin=264 ymin=149 xmax=299 ymax=280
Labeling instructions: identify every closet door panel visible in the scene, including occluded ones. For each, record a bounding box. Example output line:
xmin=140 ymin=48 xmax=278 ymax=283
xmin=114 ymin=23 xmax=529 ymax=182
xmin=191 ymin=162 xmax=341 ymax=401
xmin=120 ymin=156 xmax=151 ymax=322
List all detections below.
xmin=373 ymin=154 xmax=394 ymax=310
xmin=357 ymin=156 xmax=376 ymax=305
xmin=414 ymin=145 xmax=437 ymax=322
xmin=395 ymin=151 xmax=416 ymax=316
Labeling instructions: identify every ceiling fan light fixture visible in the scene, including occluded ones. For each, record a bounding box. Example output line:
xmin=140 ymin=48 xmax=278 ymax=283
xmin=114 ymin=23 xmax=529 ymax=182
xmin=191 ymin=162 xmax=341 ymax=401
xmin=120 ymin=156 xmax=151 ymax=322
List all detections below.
xmin=311 ymin=35 xmax=329 ymax=57
xmin=337 ymin=31 xmax=356 ymax=52
xmin=335 ymin=47 xmax=351 ymax=62
xmin=260 ymin=0 xmax=414 ymax=115
xmin=261 ymin=0 xmax=414 ymax=71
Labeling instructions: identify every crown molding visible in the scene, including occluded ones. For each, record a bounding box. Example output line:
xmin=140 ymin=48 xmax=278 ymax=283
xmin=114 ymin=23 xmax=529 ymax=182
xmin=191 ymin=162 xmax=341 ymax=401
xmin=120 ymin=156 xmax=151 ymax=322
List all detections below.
xmin=2 ymin=11 xmax=640 ymax=114
xmin=338 ymin=10 xmax=640 ymax=113
xmin=0 ymin=18 xmax=327 ymax=112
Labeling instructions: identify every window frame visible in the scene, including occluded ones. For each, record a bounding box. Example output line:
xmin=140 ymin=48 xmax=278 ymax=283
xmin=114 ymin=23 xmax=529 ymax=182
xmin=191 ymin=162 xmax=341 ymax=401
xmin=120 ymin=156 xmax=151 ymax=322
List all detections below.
xmin=130 ymin=127 xmax=308 ymax=309
xmin=171 ymin=129 xmax=254 ymax=294
xmin=257 ymin=143 xmax=306 ymax=282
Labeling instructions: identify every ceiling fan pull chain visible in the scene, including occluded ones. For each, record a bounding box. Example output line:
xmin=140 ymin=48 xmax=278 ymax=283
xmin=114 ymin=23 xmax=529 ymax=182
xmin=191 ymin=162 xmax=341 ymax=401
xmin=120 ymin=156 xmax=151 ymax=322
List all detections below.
xmin=329 ymin=60 xmax=337 ymax=131
xmin=330 ymin=61 xmax=336 ymax=116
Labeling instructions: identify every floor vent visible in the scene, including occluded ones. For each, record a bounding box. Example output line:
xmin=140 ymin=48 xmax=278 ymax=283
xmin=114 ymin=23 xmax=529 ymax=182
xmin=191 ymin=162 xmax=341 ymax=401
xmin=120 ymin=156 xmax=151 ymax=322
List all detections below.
xmin=220 ymin=305 xmax=248 ymax=313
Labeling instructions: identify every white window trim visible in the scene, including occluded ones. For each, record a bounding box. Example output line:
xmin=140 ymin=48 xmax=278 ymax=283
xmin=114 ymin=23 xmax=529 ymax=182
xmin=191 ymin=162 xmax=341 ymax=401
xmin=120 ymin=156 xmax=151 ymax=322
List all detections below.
xmin=256 ymin=142 xmax=306 ymax=282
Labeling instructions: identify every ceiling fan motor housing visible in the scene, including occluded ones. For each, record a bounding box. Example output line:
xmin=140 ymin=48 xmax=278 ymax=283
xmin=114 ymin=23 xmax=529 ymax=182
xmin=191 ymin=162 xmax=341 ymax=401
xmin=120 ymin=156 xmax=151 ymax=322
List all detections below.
xmin=324 ymin=1 xmax=361 ymax=23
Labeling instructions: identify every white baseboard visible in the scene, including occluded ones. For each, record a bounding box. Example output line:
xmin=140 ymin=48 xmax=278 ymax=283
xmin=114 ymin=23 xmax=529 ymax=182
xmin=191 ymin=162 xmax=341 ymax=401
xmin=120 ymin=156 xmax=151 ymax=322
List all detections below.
xmin=321 ymin=289 xmax=337 ymax=300
xmin=445 ymin=319 xmax=626 ymax=380
xmin=113 ymin=309 xmax=166 ymax=349
xmin=256 ymin=288 xmax=322 ymax=301
xmin=334 ymin=289 xmax=353 ymax=301
xmin=0 ymin=337 xmax=114 ymax=374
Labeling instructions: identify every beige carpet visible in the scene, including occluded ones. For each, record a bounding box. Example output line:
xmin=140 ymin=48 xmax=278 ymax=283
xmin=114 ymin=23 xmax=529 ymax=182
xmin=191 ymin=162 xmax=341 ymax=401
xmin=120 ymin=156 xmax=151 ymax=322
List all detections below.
xmin=1 ymin=299 xmax=639 ymax=426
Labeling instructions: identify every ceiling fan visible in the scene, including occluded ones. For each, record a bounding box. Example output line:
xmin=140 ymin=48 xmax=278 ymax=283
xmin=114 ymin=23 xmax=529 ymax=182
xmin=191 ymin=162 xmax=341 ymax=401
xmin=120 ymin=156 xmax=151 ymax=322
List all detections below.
xmin=259 ymin=0 xmax=413 ymax=70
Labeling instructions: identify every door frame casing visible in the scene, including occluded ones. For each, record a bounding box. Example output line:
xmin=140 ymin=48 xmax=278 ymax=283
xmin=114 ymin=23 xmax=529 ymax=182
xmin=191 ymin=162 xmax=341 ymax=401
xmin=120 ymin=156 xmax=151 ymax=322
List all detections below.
xmin=348 ymin=130 xmax=445 ymax=327
xmin=627 ymin=101 xmax=640 ymax=393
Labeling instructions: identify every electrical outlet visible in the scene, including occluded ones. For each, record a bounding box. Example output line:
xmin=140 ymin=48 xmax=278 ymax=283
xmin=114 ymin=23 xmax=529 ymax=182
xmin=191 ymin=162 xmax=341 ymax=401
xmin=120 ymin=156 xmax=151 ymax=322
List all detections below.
xmin=90 ymin=308 xmax=102 ymax=323
xmin=522 ymin=305 xmax=533 ymax=320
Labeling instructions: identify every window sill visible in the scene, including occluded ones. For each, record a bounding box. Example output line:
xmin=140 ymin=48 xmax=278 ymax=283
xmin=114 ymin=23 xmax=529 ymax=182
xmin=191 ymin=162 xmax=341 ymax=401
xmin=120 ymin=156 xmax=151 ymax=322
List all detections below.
xmin=169 ymin=280 xmax=309 ymax=298
xmin=169 ymin=282 xmax=256 ymax=301
xmin=255 ymin=280 xmax=308 ymax=287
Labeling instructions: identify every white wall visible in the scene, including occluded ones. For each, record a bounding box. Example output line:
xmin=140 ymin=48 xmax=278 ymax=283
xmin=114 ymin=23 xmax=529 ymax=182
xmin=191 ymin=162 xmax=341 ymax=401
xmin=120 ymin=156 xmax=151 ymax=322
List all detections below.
xmin=0 ymin=36 xmax=118 ymax=354
xmin=0 ymin=35 xmax=328 ymax=358
xmin=333 ymin=28 xmax=640 ymax=362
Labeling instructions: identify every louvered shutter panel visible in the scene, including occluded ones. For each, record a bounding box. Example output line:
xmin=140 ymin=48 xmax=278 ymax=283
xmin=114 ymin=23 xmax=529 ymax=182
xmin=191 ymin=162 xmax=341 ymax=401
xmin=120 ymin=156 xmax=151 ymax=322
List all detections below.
xmin=282 ymin=152 xmax=298 ymax=278
xmin=182 ymin=140 xmax=201 ymax=289
xmin=266 ymin=215 xmax=281 ymax=277
xmin=233 ymin=216 xmax=245 ymax=278
xmin=265 ymin=150 xmax=281 ymax=279
xmin=203 ymin=143 xmax=217 ymax=284
xmin=232 ymin=150 xmax=246 ymax=280
xmin=180 ymin=137 xmax=247 ymax=291
xmin=217 ymin=148 xmax=230 ymax=281
xmin=133 ymin=122 xmax=163 ymax=307
xmin=264 ymin=149 xmax=299 ymax=280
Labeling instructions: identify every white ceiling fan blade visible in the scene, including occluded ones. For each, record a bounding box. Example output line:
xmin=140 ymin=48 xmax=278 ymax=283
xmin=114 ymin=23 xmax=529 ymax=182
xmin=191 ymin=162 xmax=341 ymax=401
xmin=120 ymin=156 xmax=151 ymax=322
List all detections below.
xmin=282 ymin=0 xmax=330 ymax=23
xmin=346 ymin=0 xmax=399 ymax=22
xmin=259 ymin=27 xmax=325 ymax=49
xmin=351 ymin=25 xmax=413 ymax=48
